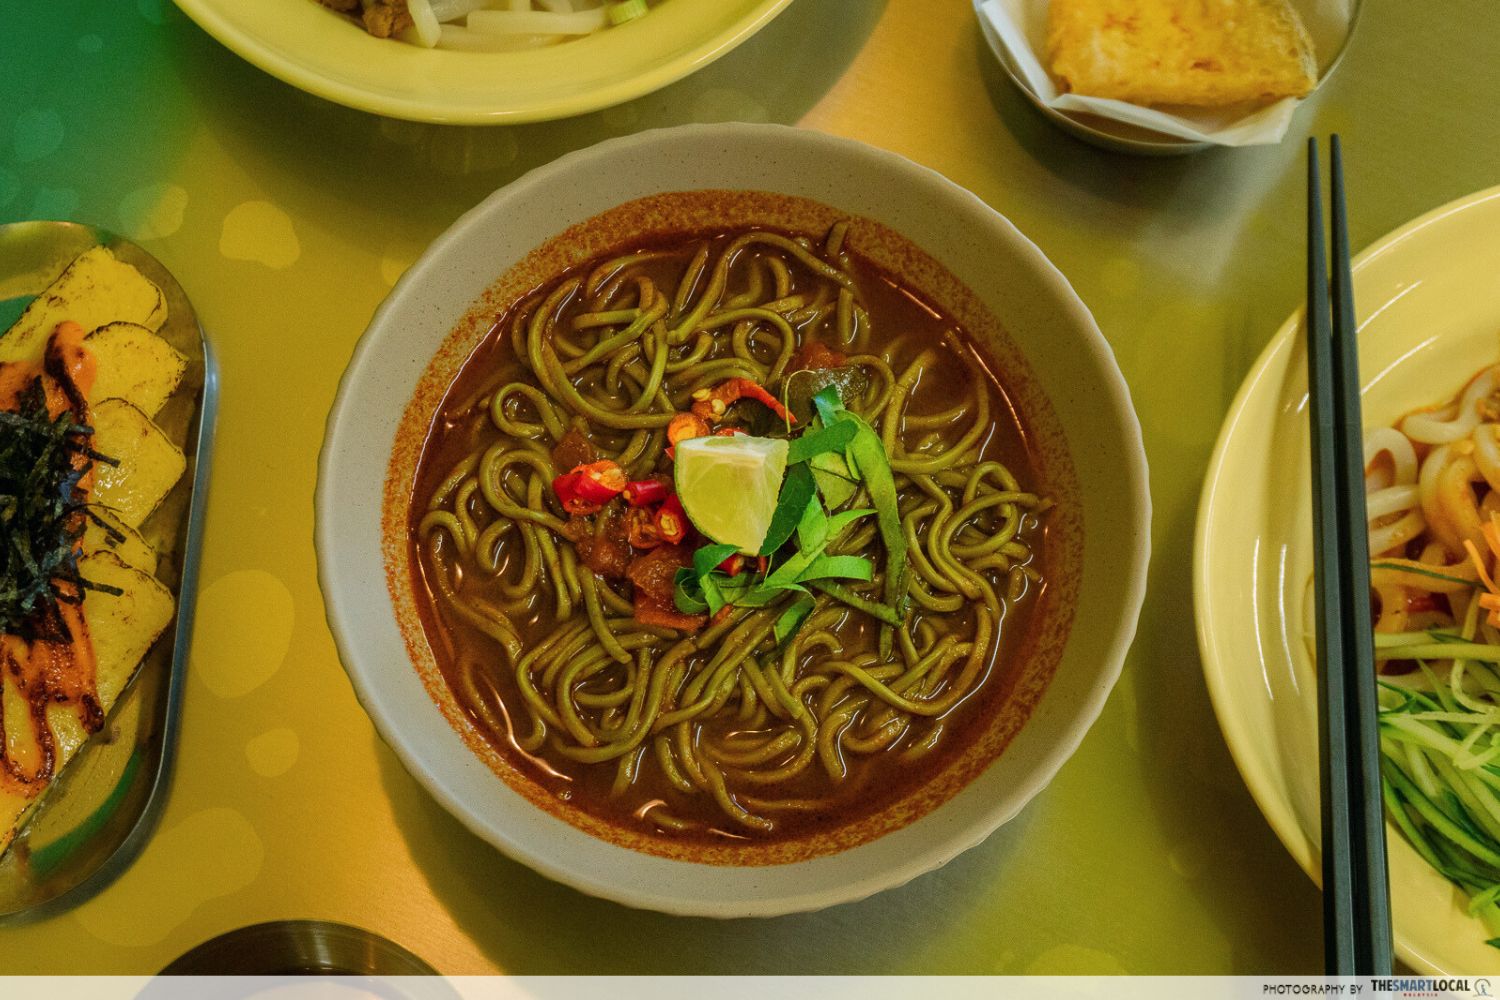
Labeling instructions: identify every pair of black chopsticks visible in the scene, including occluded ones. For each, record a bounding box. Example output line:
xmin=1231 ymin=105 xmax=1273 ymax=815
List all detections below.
xmin=1305 ymin=135 xmax=1394 ymax=975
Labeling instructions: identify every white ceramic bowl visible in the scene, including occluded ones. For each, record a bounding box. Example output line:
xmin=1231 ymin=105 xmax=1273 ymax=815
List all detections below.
xmin=316 ymin=123 xmax=1150 ymax=916
xmin=1197 ymin=186 xmax=1500 ymax=973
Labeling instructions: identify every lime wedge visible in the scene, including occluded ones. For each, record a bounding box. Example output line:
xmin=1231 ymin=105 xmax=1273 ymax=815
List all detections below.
xmin=674 ymin=435 xmax=789 ymax=554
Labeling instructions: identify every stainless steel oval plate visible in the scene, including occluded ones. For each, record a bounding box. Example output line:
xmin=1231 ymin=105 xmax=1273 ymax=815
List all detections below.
xmin=0 ymin=220 xmax=216 ymax=919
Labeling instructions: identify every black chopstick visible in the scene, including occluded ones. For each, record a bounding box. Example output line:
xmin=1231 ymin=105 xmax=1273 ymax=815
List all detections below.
xmin=1306 ymin=135 xmax=1394 ymax=976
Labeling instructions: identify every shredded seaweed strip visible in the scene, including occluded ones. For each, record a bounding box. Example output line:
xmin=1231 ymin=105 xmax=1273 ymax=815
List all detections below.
xmin=0 ymin=379 xmax=120 ymax=635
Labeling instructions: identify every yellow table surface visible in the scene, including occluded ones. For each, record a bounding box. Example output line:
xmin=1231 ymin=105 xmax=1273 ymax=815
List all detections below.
xmin=3 ymin=0 xmax=1498 ymax=975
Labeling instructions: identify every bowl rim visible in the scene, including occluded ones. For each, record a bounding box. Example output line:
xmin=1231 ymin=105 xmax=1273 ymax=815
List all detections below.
xmin=171 ymin=0 xmax=794 ymax=125
xmin=1194 ymin=182 xmax=1500 ymax=973
xmin=316 ymin=122 xmax=1151 ymax=915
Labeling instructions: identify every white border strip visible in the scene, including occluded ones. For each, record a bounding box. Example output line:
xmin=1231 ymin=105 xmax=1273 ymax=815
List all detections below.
xmin=3 ymin=976 xmax=1496 ymax=1000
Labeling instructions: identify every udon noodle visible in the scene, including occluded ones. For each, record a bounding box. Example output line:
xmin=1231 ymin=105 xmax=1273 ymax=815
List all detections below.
xmin=1359 ymin=359 xmax=1500 ymax=929
xmin=409 ymin=223 xmax=1051 ymax=839
xmin=1367 ymin=364 xmax=1500 ymax=647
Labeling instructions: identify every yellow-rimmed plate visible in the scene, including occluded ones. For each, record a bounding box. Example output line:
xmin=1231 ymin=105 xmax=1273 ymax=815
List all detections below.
xmin=1196 ymin=186 xmax=1500 ymax=975
xmin=172 ymin=0 xmax=793 ymax=124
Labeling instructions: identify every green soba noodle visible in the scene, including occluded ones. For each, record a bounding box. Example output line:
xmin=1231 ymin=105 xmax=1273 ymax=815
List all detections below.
xmin=416 ymin=223 xmax=1049 ymax=835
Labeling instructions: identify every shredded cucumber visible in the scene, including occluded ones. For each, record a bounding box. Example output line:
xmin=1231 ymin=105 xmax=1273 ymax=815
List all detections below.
xmin=1379 ymin=672 xmax=1500 ymax=945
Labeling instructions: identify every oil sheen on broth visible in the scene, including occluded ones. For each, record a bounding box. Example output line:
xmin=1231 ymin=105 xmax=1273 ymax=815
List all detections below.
xmin=408 ymin=226 xmax=1053 ymax=846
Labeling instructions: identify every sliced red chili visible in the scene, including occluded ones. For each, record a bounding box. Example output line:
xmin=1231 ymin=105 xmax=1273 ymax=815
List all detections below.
xmin=734 ymin=380 xmax=795 ymax=423
xmin=690 ymin=377 xmax=795 ymax=425
xmin=667 ymin=411 xmax=710 ymax=446
xmin=622 ymin=478 xmax=670 ymax=507
xmin=717 ymin=553 xmax=744 ymax=576
xmin=573 ymin=460 xmax=626 ymax=501
xmin=551 ymin=471 xmax=594 ymax=515
xmin=655 ymin=495 xmax=689 ymax=545
xmin=625 ymin=506 xmax=662 ymax=550
xmin=552 ymin=459 xmax=626 ymax=515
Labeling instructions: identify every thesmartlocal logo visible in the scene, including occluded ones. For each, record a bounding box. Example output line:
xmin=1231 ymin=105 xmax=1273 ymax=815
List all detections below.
xmin=1368 ymin=979 xmax=1490 ymax=999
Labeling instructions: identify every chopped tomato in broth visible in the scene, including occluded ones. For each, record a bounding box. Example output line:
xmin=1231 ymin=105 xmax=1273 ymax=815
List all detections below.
xmin=551 ymin=428 xmax=598 ymax=471
xmin=626 ymin=544 xmax=692 ymax=605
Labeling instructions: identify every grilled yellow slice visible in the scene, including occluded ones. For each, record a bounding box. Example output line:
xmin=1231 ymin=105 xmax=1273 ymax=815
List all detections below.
xmin=0 ymin=247 xmax=187 ymax=862
xmin=81 ymin=553 xmax=175 ymax=709
xmin=85 ymin=323 xmax=187 ymax=419
xmin=0 ymin=554 xmax=175 ymax=855
xmin=1048 ymin=0 xmax=1317 ymax=107
xmin=81 ymin=506 xmax=158 ymax=577
xmin=0 ymin=247 xmax=165 ymax=364
xmin=89 ymin=398 xmax=187 ymax=529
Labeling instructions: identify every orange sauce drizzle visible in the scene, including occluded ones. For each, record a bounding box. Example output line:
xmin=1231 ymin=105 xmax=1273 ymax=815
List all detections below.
xmin=0 ymin=322 xmax=102 ymax=799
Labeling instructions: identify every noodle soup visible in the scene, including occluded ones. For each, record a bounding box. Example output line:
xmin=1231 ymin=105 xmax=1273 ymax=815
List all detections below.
xmin=385 ymin=191 xmax=1084 ymax=863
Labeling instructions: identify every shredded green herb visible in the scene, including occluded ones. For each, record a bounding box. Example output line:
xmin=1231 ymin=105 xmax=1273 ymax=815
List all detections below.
xmin=812 ymin=384 xmax=909 ymax=654
xmin=672 ymin=381 xmax=910 ymax=646
xmin=0 ymin=379 xmax=120 ymax=635
xmin=759 ymin=463 xmax=816 ymax=557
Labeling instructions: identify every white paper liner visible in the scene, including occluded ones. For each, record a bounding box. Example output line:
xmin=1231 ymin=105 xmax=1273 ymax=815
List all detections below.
xmin=979 ymin=0 xmax=1354 ymax=147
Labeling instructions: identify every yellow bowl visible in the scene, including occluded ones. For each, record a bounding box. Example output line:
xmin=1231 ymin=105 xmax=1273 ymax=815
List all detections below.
xmin=1197 ymin=185 xmax=1500 ymax=974
xmin=172 ymin=0 xmax=793 ymax=124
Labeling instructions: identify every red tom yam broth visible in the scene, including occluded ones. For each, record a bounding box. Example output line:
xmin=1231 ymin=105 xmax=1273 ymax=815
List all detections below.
xmin=408 ymin=225 xmax=1057 ymax=849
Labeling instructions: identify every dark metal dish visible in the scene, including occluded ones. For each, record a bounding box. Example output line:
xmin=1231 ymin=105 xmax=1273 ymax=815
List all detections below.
xmin=158 ymin=920 xmax=441 ymax=976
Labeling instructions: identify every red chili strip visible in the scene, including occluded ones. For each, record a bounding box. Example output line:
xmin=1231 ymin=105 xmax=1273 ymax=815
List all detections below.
xmin=733 ymin=380 xmax=795 ymax=424
xmin=574 ymin=460 xmax=625 ymax=500
xmin=655 ymin=495 xmax=689 ymax=544
xmin=625 ymin=507 xmax=661 ymax=550
xmin=552 ymin=459 xmax=626 ymax=515
xmin=690 ymin=378 xmax=795 ymax=425
xmin=667 ymin=412 xmax=710 ymax=446
xmin=622 ymin=478 xmax=670 ymax=507
xmin=551 ymin=471 xmax=593 ymax=515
